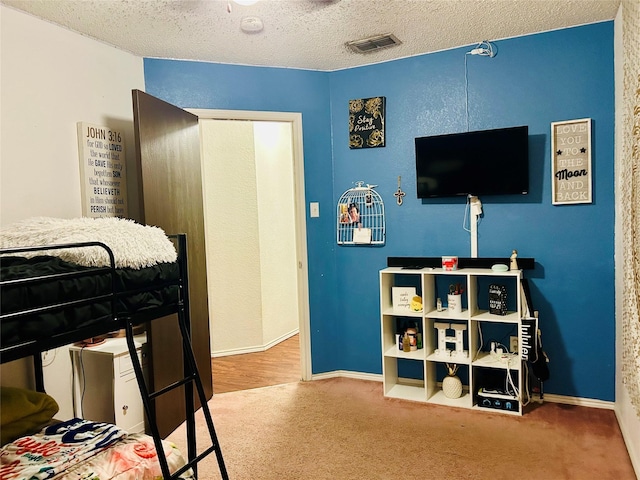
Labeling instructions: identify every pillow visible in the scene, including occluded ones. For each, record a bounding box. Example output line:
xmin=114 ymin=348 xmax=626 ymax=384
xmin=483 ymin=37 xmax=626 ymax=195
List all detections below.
xmin=1 ymin=386 xmax=59 ymax=445
xmin=0 ymin=217 xmax=177 ymax=269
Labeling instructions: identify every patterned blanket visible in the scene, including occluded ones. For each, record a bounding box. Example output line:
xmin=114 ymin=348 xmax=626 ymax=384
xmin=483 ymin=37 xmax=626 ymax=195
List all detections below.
xmin=0 ymin=419 xmax=193 ymax=480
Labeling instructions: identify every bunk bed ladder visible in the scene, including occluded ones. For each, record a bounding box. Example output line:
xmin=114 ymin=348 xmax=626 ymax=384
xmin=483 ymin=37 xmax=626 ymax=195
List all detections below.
xmin=123 ymin=234 xmax=228 ymax=480
xmin=124 ymin=312 xmax=228 ymax=480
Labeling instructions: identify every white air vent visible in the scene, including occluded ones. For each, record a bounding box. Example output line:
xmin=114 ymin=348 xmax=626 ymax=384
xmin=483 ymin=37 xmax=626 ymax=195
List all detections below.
xmin=346 ymin=34 xmax=402 ymax=54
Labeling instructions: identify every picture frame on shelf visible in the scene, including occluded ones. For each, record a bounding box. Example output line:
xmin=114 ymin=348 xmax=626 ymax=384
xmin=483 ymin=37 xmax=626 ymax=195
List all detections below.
xmin=392 ymin=286 xmax=416 ymax=311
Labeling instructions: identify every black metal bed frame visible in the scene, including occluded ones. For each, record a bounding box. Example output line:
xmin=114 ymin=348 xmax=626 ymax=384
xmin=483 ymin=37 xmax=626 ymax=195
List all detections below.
xmin=0 ymin=234 xmax=228 ymax=480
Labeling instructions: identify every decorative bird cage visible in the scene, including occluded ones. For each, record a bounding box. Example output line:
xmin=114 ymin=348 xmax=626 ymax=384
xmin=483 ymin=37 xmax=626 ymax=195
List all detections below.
xmin=336 ymin=182 xmax=385 ymax=245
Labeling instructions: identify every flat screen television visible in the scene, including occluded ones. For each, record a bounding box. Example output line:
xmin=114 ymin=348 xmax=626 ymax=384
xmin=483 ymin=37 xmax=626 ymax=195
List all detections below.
xmin=415 ymin=126 xmax=529 ymax=198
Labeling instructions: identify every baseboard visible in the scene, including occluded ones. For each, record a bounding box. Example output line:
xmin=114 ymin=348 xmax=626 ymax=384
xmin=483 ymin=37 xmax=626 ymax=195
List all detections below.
xmin=311 ymin=370 xmax=382 ymax=383
xmin=211 ymin=329 xmax=299 ymax=358
xmin=542 ymin=393 xmax=615 ymax=410
xmin=310 ymin=370 xmax=616 ymax=411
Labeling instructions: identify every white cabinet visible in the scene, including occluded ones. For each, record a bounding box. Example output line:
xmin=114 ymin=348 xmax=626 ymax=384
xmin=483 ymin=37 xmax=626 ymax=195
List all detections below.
xmin=380 ymin=267 xmax=525 ymax=415
xmin=70 ymin=334 xmax=148 ymax=432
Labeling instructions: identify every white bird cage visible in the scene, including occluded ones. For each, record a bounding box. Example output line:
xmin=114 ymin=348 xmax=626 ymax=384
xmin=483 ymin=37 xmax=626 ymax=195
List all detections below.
xmin=336 ymin=182 xmax=385 ymax=245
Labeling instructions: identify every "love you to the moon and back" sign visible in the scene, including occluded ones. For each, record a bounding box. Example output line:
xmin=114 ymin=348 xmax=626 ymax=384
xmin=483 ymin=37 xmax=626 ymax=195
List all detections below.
xmin=551 ymin=118 xmax=592 ymax=205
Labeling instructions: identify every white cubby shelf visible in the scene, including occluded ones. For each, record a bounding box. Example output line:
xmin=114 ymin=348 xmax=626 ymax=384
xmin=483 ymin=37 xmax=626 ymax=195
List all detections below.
xmin=380 ymin=266 xmax=526 ymax=415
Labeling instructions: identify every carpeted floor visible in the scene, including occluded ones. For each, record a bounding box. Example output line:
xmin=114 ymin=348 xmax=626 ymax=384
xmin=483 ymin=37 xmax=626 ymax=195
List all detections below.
xmin=166 ymin=377 xmax=636 ymax=480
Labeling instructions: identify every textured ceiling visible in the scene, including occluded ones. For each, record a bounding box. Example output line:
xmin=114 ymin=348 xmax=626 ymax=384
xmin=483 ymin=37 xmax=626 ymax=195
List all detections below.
xmin=1 ymin=0 xmax=621 ymax=71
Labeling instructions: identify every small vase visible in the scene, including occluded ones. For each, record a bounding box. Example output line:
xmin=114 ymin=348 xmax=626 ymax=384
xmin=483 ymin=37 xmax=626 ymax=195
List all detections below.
xmin=442 ymin=374 xmax=463 ymax=399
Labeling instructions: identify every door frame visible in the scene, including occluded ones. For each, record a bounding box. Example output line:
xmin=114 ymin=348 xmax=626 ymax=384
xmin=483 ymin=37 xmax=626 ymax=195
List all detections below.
xmin=187 ymin=108 xmax=311 ymax=382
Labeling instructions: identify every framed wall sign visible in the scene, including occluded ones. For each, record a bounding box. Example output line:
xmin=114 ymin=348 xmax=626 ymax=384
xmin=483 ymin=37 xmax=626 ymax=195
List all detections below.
xmin=77 ymin=122 xmax=128 ymax=217
xmin=349 ymin=96 xmax=385 ymax=149
xmin=551 ymin=118 xmax=592 ymax=205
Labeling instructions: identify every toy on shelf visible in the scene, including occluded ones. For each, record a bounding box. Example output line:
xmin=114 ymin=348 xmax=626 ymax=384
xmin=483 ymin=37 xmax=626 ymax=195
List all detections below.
xmin=510 ymin=249 xmax=519 ymax=270
xmin=410 ymin=295 xmax=423 ymax=312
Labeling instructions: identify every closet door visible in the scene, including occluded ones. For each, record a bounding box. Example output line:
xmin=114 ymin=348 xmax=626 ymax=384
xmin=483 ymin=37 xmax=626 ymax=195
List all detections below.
xmin=132 ymin=89 xmax=212 ymax=437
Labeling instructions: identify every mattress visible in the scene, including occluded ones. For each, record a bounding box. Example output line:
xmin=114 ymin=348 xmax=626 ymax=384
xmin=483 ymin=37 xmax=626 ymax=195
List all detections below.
xmin=0 ymin=418 xmax=194 ymax=479
xmin=0 ymin=255 xmax=179 ymax=350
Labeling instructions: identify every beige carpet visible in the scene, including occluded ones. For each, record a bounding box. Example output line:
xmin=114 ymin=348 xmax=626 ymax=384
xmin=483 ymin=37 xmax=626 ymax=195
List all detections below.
xmin=167 ymin=377 xmax=635 ymax=480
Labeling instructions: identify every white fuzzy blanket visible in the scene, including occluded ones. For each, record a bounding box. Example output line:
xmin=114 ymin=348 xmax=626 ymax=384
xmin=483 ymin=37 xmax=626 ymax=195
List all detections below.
xmin=0 ymin=217 xmax=177 ymax=269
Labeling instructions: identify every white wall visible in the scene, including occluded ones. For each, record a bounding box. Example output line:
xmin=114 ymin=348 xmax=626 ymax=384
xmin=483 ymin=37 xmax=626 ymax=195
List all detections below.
xmin=0 ymin=5 xmax=145 ymax=419
xmin=254 ymin=122 xmax=299 ymax=346
xmin=201 ymin=119 xmax=299 ymax=355
xmin=614 ymin=3 xmax=640 ymax=475
xmin=202 ymin=120 xmax=264 ymax=351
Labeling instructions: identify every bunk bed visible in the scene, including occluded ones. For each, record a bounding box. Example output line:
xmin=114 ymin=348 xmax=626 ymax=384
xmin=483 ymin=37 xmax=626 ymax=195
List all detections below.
xmin=0 ymin=217 xmax=229 ymax=479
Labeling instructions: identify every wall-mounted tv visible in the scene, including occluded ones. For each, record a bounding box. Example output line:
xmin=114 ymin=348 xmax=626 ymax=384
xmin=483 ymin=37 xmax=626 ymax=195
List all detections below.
xmin=415 ymin=126 xmax=529 ymax=198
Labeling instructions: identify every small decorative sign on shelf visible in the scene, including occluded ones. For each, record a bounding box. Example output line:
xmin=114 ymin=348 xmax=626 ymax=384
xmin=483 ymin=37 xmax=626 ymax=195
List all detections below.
xmin=488 ymin=284 xmax=508 ymax=315
xmin=392 ymin=287 xmax=416 ymax=311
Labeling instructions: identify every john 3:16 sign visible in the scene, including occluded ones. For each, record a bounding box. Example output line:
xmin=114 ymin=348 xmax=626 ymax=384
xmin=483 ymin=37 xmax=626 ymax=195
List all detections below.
xmin=551 ymin=118 xmax=592 ymax=205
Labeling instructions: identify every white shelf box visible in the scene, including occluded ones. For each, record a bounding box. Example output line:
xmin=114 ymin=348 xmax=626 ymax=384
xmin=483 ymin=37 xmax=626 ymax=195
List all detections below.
xmin=384 ymin=345 xmax=426 ymax=360
xmin=426 ymin=352 xmax=471 ymax=365
xmin=427 ymin=389 xmax=472 ymax=409
xmin=472 ymin=351 xmax=521 ymax=371
xmin=385 ymin=382 xmax=426 ymax=402
xmin=382 ymin=307 xmax=424 ymax=317
xmin=425 ymin=309 xmax=469 ymax=320
xmin=471 ymin=310 xmax=520 ymax=323
xmin=382 ymin=356 xmax=425 ymax=400
xmin=473 ymin=404 xmax=521 ymax=416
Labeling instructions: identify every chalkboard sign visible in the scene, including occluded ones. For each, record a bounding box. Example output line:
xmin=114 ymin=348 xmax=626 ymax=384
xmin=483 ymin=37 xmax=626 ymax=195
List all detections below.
xmin=551 ymin=118 xmax=592 ymax=205
xmin=349 ymin=97 xmax=385 ymax=149
xmin=488 ymin=284 xmax=508 ymax=316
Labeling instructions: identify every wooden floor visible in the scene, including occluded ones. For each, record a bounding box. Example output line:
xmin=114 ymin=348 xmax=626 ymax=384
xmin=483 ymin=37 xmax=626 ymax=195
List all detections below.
xmin=211 ymin=334 xmax=300 ymax=394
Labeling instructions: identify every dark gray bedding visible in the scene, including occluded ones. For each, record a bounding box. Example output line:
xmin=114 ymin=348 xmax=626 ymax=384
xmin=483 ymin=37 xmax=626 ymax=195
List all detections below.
xmin=0 ymin=255 xmax=179 ymax=350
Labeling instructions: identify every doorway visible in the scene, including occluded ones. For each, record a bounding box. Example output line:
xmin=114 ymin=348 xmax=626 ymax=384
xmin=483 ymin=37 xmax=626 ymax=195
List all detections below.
xmin=189 ymin=109 xmax=311 ymax=392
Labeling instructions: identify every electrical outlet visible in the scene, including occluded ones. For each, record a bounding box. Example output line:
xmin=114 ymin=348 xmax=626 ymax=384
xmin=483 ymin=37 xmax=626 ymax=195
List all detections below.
xmin=509 ymin=336 xmax=518 ymax=353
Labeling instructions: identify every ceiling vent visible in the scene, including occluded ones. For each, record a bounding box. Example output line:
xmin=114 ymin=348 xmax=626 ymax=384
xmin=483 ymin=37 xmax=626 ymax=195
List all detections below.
xmin=346 ymin=33 xmax=402 ymax=54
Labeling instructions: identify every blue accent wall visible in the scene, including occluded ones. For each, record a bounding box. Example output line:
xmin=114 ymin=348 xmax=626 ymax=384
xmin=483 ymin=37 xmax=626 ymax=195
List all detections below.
xmin=143 ymin=60 xmax=340 ymax=373
xmin=144 ymin=21 xmax=615 ymax=401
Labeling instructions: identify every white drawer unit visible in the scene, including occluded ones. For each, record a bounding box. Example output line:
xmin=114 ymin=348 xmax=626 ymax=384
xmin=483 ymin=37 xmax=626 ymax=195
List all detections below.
xmin=70 ymin=334 xmax=148 ymax=433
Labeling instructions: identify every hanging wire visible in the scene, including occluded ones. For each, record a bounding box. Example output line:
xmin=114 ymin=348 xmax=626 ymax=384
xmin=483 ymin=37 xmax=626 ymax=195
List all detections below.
xmin=464 ymin=40 xmax=497 ymax=132
xmin=464 ymin=52 xmax=470 ymax=132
